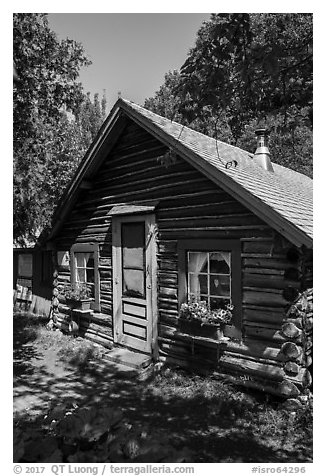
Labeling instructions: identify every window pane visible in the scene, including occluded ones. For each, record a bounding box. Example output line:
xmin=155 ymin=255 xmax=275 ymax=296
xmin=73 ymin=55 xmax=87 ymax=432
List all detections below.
xmin=75 ymin=253 xmax=85 ymax=268
xmin=123 ymin=268 xmax=145 ymax=298
xmin=86 ymin=254 xmax=94 ymax=268
xmin=86 ymin=267 xmax=94 ymax=284
xmin=210 ymin=297 xmax=230 ymax=310
xmin=123 ymin=248 xmax=144 ymax=269
xmin=57 ymin=251 xmax=70 ymax=268
xmin=122 ymin=222 xmax=145 ymax=269
xmin=210 ymin=252 xmax=230 ymax=274
xmin=210 ymin=274 xmax=230 ymax=297
xmin=75 ymin=252 xmax=94 ymax=268
xmin=18 ymin=254 xmax=33 ymax=277
xmin=189 ymin=273 xmax=208 ymax=297
xmin=77 ymin=268 xmax=86 ymax=283
xmin=188 ymin=252 xmax=208 ymax=273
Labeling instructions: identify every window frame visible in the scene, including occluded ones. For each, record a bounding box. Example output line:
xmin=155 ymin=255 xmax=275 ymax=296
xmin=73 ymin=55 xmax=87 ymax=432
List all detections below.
xmin=70 ymin=243 xmax=100 ymax=311
xmin=178 ymin=239 xmax=242 ymax=339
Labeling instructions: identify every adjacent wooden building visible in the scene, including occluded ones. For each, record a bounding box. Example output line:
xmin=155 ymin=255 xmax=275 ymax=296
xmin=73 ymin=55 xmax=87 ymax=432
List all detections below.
xmin=13 ymin=247 xmax=53 ymax=315
xmin=42 ymin=99 xmax=313 ymax=398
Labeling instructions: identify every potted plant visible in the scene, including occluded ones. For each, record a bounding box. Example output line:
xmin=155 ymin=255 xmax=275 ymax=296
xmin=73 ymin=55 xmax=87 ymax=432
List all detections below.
xmin=64 ymin=283 xmax=93 ymax=311
xmin=179 ymin=294 xmax=233 ymax=340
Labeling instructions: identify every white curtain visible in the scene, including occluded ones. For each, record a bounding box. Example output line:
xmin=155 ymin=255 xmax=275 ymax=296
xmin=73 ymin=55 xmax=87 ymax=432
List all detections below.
xmin=190 ymin=252 xmax=208 ymax=299
xmin=75 ymin=252 xmax=91 ymax=282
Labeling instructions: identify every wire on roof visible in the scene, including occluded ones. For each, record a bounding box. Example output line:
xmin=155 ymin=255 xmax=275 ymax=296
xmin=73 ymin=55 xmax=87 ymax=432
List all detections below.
xmin=178 ymin=125 xmax=185 ymax=140
xmin=213 ymin=119 xmax=238 ymax=169
xmin=169 ymin=105 xmax=237 ymax=170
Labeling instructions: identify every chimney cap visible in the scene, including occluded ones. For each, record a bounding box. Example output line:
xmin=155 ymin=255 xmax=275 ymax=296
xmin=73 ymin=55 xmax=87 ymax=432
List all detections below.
xmin=254 ymin=128 xmax=274 ymax=172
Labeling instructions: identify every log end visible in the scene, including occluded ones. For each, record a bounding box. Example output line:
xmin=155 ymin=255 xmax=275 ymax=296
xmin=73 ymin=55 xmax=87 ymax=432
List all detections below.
xmin=279 ymin=379 xmax=301 ymax=398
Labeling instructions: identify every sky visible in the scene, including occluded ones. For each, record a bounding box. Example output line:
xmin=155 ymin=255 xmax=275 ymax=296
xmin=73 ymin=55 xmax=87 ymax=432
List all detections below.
xmin=48 ymin=13 xmax=211 ymax=112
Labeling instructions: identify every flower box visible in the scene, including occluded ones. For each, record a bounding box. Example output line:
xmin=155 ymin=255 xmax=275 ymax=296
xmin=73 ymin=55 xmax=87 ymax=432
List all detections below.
xmin=179 ymin=295 xmax=233 ymax=341
xmin=65 ymin=298 xmax=92 ymax=311
xmin=64 ymin=283 xmax=92 ymax=311
xmin=179 ymin=318 xmax=224 ymax=340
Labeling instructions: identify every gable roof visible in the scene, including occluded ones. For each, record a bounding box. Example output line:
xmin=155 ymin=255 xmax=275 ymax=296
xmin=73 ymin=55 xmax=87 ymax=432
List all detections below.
xmin=48 ymin=98 xmax=313 ymax=248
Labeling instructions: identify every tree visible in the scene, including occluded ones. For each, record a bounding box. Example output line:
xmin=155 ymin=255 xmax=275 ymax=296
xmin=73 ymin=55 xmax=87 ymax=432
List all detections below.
xmin=178 ymin=14 xmax=312 ymax=132
xmin=13 ymin=14 xmax=90 ymax=144
xmin=43 ymin=93 xmax=107 ymax=215
xmin=13 ymin=14 xmax=107 ymax=246
xmin=144 ymin=14 xmax=312 ymax=177
xmin=144 ymin=71 xmax=183 ymax=122
xmin=144 ymin=71 xmax=234 ymax=143
xmin=75 ymin=91 xmax=107 ymax=149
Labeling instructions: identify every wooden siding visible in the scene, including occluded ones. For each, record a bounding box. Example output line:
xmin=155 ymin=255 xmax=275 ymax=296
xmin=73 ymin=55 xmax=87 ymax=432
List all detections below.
xmin=52 ymin=119 xmax=312 ymax=397
xmin=13 ymin=249 xmax=53 ymax=316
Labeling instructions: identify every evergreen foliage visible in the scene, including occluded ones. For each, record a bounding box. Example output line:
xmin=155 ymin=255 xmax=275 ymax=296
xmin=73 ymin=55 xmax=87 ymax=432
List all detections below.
xmin=13 ymin=14 xmax=107 ymax=245
xmin=144 ymin=14 xmax=312 ymax=178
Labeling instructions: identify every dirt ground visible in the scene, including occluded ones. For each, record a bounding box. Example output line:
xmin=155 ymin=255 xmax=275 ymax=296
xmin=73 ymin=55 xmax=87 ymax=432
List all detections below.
xmin=13 ymin=315 xmax=313 ymax=463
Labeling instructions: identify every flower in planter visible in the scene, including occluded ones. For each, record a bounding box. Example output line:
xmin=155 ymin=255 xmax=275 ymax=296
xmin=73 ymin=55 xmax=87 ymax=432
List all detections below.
xmin=64 ymin=283 xmax=91 ymax=301
xmin=180 ymin=295 xmax=233 ymax=326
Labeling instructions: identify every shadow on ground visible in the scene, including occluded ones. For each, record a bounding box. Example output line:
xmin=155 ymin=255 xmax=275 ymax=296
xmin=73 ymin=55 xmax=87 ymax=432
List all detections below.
xmin=13 ymin=316 xmax=312 ymax=463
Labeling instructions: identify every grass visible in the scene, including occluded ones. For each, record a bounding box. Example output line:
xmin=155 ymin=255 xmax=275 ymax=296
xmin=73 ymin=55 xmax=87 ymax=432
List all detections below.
xmin=14 ymin=312 xmax=105 ymax=368
xmin=13 ymin=312 xmax=313 ymax=463
xmin=148 ymin=367 xmax=313 ymax=454
xmin=37 ymin=326 xmax=105 ymax=368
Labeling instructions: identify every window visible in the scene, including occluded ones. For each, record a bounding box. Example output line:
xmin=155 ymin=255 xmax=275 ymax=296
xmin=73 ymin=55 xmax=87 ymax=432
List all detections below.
xmin=57 ymin=251 xmax=70 ymax=269
xmin=75 ymin=252 xmax=95 ymax=297
xmin=178 ymin=239 xmax=241 ymax=338
xmin=121 ymin=222 xmax=146 ymax=298
xmin=18 ymin=253 xmax=33 ymax=278
xmin=187 ymin=251 xmax=231 ymax=310
xmin=71 ymin=244 xmax=100 ymax=311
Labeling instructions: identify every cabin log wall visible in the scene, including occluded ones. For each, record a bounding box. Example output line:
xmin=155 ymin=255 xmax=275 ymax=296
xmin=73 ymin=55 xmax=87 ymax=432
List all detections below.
xmin=52 ymin=120 xmax=312 ymax=396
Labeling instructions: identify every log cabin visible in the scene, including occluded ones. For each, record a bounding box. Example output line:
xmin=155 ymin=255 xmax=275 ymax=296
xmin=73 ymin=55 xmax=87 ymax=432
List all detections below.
xmin=41 ymin=98 xmax=313 ymax=398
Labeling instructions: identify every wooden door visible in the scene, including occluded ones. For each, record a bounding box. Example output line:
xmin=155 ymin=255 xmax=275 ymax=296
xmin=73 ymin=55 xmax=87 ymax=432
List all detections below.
xmin=112 ymin=214 xmax=157 ymax=354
